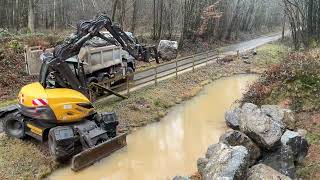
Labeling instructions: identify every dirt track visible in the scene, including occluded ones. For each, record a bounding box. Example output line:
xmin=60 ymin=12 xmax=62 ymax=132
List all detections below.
xmin=133 ymin=32 xmax=284 ymax=87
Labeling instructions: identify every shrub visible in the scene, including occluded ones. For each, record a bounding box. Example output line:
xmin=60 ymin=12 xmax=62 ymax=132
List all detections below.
xmin=0 ymin=28 xmax=11 ymax=38
xmin=243 ymin=49 xmax=320 ymax=111
xmin=8 ymin=40 xmax=23 ymax=52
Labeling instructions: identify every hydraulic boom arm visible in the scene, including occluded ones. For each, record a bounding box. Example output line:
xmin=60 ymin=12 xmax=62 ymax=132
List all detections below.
xmin=40 ymin=14 xmax=140 ymax=96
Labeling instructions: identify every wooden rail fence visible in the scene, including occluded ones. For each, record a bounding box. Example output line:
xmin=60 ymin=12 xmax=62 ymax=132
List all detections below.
xmin=89 ymin=49 xmax=220 ymax=101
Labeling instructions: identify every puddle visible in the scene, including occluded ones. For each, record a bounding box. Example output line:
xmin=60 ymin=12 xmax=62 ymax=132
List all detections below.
xmin=50 ymin=74 xmax=258 ymax=180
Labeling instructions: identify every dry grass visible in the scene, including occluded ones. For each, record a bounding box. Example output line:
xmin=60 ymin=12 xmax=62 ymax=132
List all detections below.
xmin=0 ymin=135 xmax=57 ymax=180
xmin=243 ymin=47 xmax=320 ymax=112
xmin=294 ymin=112 xmax=320 ymax=179
xmin=252 ymin=43 xmax=290 ymax=69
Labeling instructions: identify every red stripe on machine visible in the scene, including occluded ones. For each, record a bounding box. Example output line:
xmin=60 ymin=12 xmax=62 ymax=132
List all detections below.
xmin=38 ymin=99 xmax=48 ymax=105
xmin=32 ymin=99 xmax=48 ymax=106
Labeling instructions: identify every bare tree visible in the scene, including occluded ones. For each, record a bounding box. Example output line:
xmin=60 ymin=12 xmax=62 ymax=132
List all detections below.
xmin=0 ymin=0 xmax=285 ymax=45
xmin=112 ymin=0 xmax=119 ymax=21
xmin=28 ymin=0 xmax=35 ymax=33
xmin=282 ymin=0 xmax=305 ymax=49
xmin=53 ymin=0 xmax=56 ymax=30
xmin=131 ymin=0 xmax=138 ymax=33
xmin=120 ymin=0 xmax=127 ymax=27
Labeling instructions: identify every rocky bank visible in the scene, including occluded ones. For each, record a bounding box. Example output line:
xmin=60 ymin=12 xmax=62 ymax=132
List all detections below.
xmin=175 ymin=103 xmax=309 ymax=180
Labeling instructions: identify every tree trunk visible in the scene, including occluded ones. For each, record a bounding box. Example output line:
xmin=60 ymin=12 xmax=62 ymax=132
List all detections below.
xmin=168 ymin=0 xmax=173 ymax=39
xmin=225 ymin=0 xmax=242 ymax=40
xmin=318 ymin=2 xmax=320 ymax=39
xmin=282 ymin=13 xmax=286 ymax=41
xmin=120 ymin=0 xmax=126 ymax=28
xmin=13 ymin=0 xmax=16 ymax=29
xmin=153 ymin=0 xmax=157 ymax=39
xmin=15 ymin=0 xmax=19 ymax=30
xmin=28 ymin=0 xmax=35 ymax=33
xmin=80 ymin=0 xmax=85 ymax=19
xmin=112 ymin=0 xmax=119 ymax=21
xmin=53 ymin=0 xmax=56 ymax=30
xmin=158 ymin=0 xmax=164 ymax=39
xmin=60 ymin=0 xmax=64 ymax=28
xmin=131 ymin=0 xmax=138 ymax=33
xmin=307 ymin=0 xmax=314 ymax=37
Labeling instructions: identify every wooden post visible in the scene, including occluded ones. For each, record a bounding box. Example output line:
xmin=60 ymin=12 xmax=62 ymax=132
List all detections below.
xmin=126 ymin=75 xmax=130 ymax=96
xmin=206 ymin=51 xmax=209 ymax=65
xmin=175 ymin=60 xmax=178 ymax=79
xmin=89 ymin=89 xmax=92 ymax=102
xmin=155 ymin=66 xmax=158 ymax=86
xmin=192 ymin=55 xmax=195 ymax=72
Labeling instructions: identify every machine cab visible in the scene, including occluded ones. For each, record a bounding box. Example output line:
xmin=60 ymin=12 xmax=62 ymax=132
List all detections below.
xmin=18 ymin=53 xmax=95 ymax=123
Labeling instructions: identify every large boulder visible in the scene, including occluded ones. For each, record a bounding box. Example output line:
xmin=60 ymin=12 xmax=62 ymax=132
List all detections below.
xmin=261 ymin=105 xmax=287 ymax=130
xmin=197 ymin=158 xmax=209 ymax=175
xmin=219 ymin=130 xmax=261 ymax=166
xmin=260 ymin=145 xmax=296 ymax=178
xmin=247 ymin=164 xmax=291 ymax=180
xmin=172 ymin=176 xmax=190 ymax=180
xmin=239 ymin=109 xmax=285 ymax=149
xmin=225 ymin=104 xmax=294 ymax=132
xmin=261 ymin=105 xmax=285 ymax=122
xmin=261 ymin=105 xmax=296 ymax=130
xmin=281 ymin=130 xmax=309 ymax=163
xmin=241 ymin=103 xmax=258 ymax=114
xmin=283 ymin=110 xmax=296 ymax=130
xmin=158 ymin=40 xmax=178 ymax=61
xmin=225 ymin=108 xmax=242 ymax=130
xmin=297 ymin=129 xmax=307 ymax=137
xmin=198 ymin=143 xmax=250 ymax=180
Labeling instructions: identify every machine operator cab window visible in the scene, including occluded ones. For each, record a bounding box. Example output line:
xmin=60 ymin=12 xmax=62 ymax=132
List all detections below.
xmin=39 ymin=52 xmax=87 ymax=89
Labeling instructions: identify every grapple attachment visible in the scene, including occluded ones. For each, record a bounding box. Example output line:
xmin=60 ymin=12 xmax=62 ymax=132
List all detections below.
xmin=71 ymin=133 xmax=127 ymax=171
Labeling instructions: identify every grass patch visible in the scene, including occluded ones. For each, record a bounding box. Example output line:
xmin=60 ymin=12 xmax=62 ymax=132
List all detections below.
xmin=243 ymin=47 xmax=320 ymax=111
xmin=296 ymin=162 xmax=320 ymax=180
xmin=296 ymin=142 xmax=320 ymax=179
xmin=0 ymin=135 xmax=57 ymax=179
xmin=252 ymin=43 xmax=290 ymax=68
xmin=307 ymin=132 xmax=320 ymax=145
xmin=0 ymin=99 xmax=16 ymax=108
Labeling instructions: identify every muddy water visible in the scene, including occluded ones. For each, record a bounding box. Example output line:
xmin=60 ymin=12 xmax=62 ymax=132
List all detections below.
xmin=50 ymin=75 xmax=257 ymax=180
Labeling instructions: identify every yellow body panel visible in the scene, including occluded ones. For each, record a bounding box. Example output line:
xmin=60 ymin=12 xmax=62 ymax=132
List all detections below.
xmin=19 ymin=83 xmax=47 ymax=107
xmin=45 ymin=88 xmax=94 ymax=123
xmin=19 ymin=82 xmax=95 ymax=123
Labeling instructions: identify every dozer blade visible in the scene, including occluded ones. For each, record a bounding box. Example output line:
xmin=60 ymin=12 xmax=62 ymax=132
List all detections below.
xmin=71 ymin=133 xmax=127 ymax=172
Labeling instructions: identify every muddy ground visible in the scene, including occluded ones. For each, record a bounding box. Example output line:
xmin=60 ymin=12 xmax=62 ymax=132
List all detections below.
xmin=0 ymin=42 xmax=289 ymax=179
